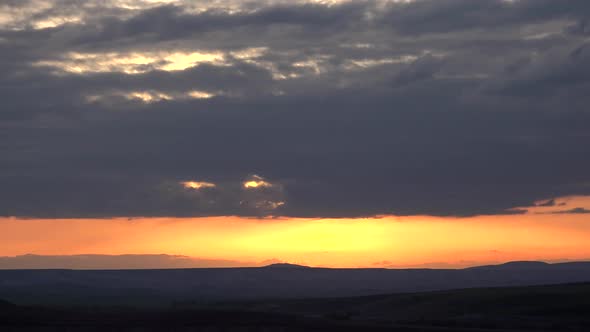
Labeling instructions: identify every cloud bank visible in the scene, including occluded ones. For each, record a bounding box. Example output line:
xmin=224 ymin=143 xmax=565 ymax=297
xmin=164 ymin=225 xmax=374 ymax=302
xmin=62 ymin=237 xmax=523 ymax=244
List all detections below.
xmin=1 ymin=0 xmax=590 ymax=218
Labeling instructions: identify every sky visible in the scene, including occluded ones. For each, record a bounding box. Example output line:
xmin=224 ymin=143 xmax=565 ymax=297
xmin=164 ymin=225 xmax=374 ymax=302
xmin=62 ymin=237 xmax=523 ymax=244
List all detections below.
xmin=1 ymin=0 xmax=590 ymax=269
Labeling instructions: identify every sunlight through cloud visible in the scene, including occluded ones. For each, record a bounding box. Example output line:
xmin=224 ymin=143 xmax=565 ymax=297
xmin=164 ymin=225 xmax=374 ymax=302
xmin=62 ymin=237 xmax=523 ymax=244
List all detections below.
xmin=182 ymin=181 xmax=217 ymax=190
xmin=35 ymin=51 xmax=224 ymax=75
xmin=243 ymin=175 xmax=274 ymax=189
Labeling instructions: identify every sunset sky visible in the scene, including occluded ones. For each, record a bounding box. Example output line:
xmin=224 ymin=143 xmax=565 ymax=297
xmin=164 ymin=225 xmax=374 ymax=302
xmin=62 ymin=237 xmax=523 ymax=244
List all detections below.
xmin=1 ymin=0 xmax=590 ymax=269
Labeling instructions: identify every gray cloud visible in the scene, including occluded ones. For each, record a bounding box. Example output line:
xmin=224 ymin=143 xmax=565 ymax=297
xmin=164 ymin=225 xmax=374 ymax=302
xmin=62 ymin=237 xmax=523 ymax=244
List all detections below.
xmin=383 ymin=0 xmax=590 ymax=35
xmin=548 ymin=208 xmax=590 ymax=215
xmin=537 ymin=199 xmax=556 ymax=207
xmin=1 ymin=0 xmax=590 ymax=218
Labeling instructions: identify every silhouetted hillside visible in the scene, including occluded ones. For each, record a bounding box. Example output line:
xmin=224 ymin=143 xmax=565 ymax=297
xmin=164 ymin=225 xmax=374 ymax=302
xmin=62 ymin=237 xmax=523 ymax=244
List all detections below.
xmin=469 ymin=261 xmax=551 ymax=270
xmin=264 ymin=263 xmax=310 ymax=269
xmin=1 ymin=283 xmax=590 ymax=331
xmin=0 ymin=299 xmax=14 ymax=308
xmin=243 ymin=282 xmax=590 ymax=325
xmin=1 ymin=261 xmax=590 ymax=307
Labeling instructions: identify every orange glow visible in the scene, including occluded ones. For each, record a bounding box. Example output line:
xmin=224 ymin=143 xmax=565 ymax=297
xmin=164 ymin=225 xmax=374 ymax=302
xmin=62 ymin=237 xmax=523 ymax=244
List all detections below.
xmin=182 ymin=181 xmax=217 ymax=190
xmin=1 ymin=199 xmax=590 ymax=268
xmin=243 ymin=176 xmax=273 ymax=189
xmin=244 ymin=181 xmax=269 ymax=188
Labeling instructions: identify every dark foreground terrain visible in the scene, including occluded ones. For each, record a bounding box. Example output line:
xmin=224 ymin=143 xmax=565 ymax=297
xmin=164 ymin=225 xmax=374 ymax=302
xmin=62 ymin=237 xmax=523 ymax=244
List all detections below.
xmin=1 ymin=282 xmax=590 ymax=331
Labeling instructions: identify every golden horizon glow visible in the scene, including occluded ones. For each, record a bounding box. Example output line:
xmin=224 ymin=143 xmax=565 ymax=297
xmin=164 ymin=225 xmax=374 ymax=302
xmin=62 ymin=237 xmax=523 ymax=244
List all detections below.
xmin=2 ymin=196 xmax=590 ymax=268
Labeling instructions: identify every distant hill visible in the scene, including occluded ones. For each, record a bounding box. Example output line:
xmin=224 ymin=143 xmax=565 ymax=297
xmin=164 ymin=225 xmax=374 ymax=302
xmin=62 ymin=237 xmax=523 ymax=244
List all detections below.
xmin=468 ymin=260 xmax=551 ymax=270
xmin=263 ymin=263 xmax=310 ymax=269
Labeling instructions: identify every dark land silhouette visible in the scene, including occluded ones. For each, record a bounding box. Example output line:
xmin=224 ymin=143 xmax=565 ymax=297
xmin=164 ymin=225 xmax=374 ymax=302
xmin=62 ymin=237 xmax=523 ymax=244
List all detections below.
xmin=2 ymin=261 xmax=590 ymax=307
xmin=1 ymin=282 xmax=590 ymax=331
xmin=1 ymin=261 xmax=590 ymax=331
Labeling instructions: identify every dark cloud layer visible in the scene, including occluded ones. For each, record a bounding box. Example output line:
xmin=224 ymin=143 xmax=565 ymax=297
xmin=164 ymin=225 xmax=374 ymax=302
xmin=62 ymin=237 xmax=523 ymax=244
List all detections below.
xmin=548 ymin=208 xmax=590 ymax=215
xmin=1 ymin=0 xmax=589 ymax=218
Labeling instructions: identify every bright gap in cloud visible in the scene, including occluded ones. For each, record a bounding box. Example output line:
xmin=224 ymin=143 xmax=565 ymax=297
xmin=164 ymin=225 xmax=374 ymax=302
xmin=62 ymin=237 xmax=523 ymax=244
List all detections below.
xmin=35 ymin=51 xmax=225 ymax=75
xmin=86 ymin=89 xmax=217 ymax=104
xmin=182 ymin=181 xmax=217 ymax=190
xmin=518 ymin=196 xmax=590 ymax=215
xmin=0 ymin=0 xmax=412 ymax=30
xmin=243 ymin=175 xmax=274 ymax=189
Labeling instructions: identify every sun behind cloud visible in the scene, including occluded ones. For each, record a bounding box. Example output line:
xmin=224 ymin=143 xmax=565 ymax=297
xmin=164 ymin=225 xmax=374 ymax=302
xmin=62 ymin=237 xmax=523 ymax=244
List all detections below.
xmin=182 ymin=181 xmax=217 ymax=190
xmin=243 ymin=175 xmax=274 ymax=189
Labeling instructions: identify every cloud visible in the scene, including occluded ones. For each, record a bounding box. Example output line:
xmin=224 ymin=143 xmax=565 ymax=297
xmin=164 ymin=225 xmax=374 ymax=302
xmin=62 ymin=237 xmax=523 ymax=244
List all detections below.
xmin=549 ymin=207 xmax=590 ymax=215
xmin=1 ymin=0 xmax=590 ymax=218
xmin=516 ymin=196 xmax=590 ymax=215
xmin=537 ymin=199 xmax=556 ymax=207
xmin=383 ymin=0 xmax=590 ymax=36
